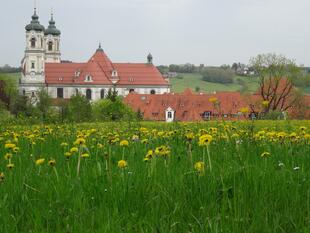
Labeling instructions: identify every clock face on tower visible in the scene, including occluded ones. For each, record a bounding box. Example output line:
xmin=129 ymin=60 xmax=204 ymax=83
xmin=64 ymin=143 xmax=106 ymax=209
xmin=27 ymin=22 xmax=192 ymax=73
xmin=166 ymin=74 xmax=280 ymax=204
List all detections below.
xmin=30 ymin=72 xmax=35 ymax=79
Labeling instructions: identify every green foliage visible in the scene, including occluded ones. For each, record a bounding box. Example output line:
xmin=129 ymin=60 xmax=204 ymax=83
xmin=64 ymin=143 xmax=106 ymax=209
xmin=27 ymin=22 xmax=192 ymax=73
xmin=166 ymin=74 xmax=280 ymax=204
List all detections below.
xmin=92 ymin=97 xmax=137 ymax=121
xmin=202 ymin=67 xmax=234 ymax=84
xmin=65 ymin=94 xmax=92 ymax=122
xmin=36 ymin=88 xmax=52 ymax=121
xmin=106 ymin=88 xmax=118 ymax=102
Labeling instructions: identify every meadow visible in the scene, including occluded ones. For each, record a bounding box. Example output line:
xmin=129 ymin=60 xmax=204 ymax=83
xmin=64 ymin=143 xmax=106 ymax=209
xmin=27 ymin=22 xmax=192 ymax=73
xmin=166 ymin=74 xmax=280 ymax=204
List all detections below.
xmin=0 ymin=121 xmax=310 ymax=233
xmin=169 ymin=73 xmax=260 ymax=93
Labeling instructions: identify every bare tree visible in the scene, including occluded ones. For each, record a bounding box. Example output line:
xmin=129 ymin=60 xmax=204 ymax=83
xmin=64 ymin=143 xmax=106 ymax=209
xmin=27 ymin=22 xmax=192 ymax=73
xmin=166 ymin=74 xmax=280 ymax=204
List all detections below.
xmin=250 ymin=54 xmax=302 ymax=113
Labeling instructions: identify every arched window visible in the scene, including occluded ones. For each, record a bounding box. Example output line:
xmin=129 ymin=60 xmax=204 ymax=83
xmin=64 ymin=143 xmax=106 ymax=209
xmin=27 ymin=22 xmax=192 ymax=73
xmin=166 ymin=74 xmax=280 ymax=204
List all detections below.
xmin=22 ymin=89 xmax=26 ymax=96
xmin=86 ymin=89 xmax=92 ymax=100
xmin=150 ymin=89 xmax=156 ymax=94
xmin=100 ymin=89 xmax=105 ymax=99
xmin=31 ymin=38 xmax=36 ymax=48
xmin=75 ymin=88 xmax=79 ymax=95
xmin=48 ymin=41 xmax=53 ymax=51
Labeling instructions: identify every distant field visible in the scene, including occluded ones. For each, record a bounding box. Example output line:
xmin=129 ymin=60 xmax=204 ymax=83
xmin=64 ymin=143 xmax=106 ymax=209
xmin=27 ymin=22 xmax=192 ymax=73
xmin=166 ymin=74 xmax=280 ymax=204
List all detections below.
xmin=170 ymin=73 xmax=260 ymax=93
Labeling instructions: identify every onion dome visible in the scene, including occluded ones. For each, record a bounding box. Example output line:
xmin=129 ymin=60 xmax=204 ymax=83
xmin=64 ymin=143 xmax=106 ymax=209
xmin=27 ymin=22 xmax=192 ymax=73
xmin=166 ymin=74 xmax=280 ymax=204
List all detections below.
xmin=25 ymin=8 xmax=45 ymax=32
xmin=44 ymin=13 xmax=61 ymax=36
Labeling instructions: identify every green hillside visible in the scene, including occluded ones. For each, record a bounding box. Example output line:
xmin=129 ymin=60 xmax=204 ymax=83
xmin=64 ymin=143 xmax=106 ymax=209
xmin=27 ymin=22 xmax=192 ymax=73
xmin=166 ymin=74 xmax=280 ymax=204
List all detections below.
xmin=170 ymin=73 xmax=260 ymax=93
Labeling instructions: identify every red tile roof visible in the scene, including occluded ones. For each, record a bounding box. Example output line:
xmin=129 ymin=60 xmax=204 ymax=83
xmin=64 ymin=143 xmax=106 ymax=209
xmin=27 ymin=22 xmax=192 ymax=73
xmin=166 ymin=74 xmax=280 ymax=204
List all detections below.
xmin=124 ymin=89 xmax=249 ymax=121
xmin=45 ymin=50 xmax=169 ymax=86
xmin=124 ymin=89 xmax=310 ymax=121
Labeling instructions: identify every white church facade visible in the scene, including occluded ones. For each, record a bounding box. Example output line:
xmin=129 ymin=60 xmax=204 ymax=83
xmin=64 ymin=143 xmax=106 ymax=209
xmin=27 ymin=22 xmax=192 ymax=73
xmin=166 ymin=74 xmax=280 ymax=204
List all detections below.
xmin=20 ymin=8 xmax=171 ymax=104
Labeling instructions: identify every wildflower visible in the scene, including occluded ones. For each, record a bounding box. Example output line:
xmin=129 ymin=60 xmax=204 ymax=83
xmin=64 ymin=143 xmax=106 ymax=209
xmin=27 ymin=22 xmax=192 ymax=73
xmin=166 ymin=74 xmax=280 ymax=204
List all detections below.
xmin=118 ymin=160 xmax=128 ymax=169
xmin=7 ymin=163 xmax=14 ymax=170
xmin=185 ymin=132 xmax=195 ymax=141
xmin=64 ymin=152 xmax=72 ymax=159
xmin=239 ymin=107 xmax=249 ymax=114
xmin=35 ymin=158 xmax=45 ymax=165
xmin=293 ymin=166 xmax=300 ymax=171
xmin=278 ymin=161 xmax=285 ymax=167
xmin=70 ymin=147 xmax=79 ymax=153
xmin=262 ymin=100 xmax=269 ymax=107
xmin=48 ymin=159 xmax=56 ymax=167
xmin=81 ymin=153 xmax=90 ymax=158
xmin=4 ymin=143 xmax=16 ymax=149
xmin=198 ymin=134 xmax=212 ymax=146
xmin=132 ymin=135 xmax=139 ymax=142
xmin=0 ymin=172 xmax=4 ymax=183
xmin=145 ymin=150 xmax=154 ymax=159
xmin=120 ymin=140 xmax=129 ymax=147
xmin=209 ymin=97 xmax=218 ymax=104
xmin=194 ymin=161 xmax=205 ymax=173
xmin=260 ymin=152 xmax=271 ymax=158
xmin=97 ymin=143 xmax=103 ymax=148
xmin=300 ymin=126 xmax=307 ymax=131
xmin=74 ymin=138 xmax=86 ymax=145
xmin=4 ymin=153 xmax=12 ymax=160
xmin=60 ymin=142 xmax=68 ymax=147
xmin=13 ymin=147 xmax=20 ymax=153
xmin=141 ymin=139 xmax=148 ymax=144
xmin=143 ymin=157 xmax=150 ymax=162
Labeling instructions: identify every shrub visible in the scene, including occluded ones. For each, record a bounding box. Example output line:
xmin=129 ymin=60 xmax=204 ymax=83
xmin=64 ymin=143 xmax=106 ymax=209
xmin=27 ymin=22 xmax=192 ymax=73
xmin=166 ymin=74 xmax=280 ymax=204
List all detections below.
xmin=202 ymin=68 xmax=234 ymax=84
xmin=92 ymin=97 xmax=137 ymax=121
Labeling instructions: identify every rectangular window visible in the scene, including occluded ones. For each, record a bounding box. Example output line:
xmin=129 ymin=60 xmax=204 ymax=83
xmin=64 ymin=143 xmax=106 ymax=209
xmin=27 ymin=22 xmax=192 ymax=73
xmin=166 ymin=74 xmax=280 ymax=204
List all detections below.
xmin=31 ymin=62 xmax=35 ymax=69
xmin=57 ymin=88 xmax=64 ymax=99
xmin=168 ymin=112 xmax=172 ymax=119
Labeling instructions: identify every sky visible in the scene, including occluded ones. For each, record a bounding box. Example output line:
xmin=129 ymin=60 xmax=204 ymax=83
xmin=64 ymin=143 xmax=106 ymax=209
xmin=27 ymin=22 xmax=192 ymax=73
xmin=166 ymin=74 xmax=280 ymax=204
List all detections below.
xmin=1 ymin=0 xmax=310 ymax=67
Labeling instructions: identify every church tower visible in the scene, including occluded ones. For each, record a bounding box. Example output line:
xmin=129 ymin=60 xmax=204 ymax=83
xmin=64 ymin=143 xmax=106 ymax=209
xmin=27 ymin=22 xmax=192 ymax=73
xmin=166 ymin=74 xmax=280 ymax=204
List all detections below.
xmin=44 ymin=12 xmax=61 ymax=63
xmin=21 ymin=7 xmax=46 ymax=84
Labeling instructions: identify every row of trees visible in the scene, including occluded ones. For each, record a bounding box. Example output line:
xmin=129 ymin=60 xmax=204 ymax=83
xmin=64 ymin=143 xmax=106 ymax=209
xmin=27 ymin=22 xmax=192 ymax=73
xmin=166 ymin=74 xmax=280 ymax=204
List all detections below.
xmin=0 ymin=81 xmax=140 ymax=124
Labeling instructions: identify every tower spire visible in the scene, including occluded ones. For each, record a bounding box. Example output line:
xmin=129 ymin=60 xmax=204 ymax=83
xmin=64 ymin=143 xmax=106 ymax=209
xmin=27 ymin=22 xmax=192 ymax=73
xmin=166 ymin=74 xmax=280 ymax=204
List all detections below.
xmin=51 ymin=7 xmax=54 ymax=20
xmin=97 ymin=41 xmax=104 ymax=52
xmin=34 ymin=0 xmax=37 ymax=14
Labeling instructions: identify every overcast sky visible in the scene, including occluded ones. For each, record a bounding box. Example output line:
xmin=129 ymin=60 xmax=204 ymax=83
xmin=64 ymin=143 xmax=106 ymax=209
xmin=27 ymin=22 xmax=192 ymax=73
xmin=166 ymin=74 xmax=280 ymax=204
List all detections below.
xmin=1 ymin=0 xmax=310 ymax=67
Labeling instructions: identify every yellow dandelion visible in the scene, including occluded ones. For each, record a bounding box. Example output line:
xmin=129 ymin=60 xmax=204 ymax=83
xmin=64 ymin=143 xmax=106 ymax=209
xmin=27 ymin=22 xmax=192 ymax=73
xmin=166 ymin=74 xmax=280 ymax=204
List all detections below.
xmin=260 ymin=152 xmax=271 ymax=158
xmin=118 ymin=160 xmax=128 ymax=169
xmin=194 ymin=161 xmax=205 ymax=173
xmin=4 ymin=153 xmax=12 ymax=160
xmin=198 ymin=134 xmax=213 ymax=146
xmin=81 ymin=153 xmax=90 ymax=158
xmin=262 ymin=100 xmax=269 ymax=107
xmin=64 ymin=152 xmax=72 ymax=159
xmin=70 ymin=147 xmax=79 ymax=153
xmin=4 ymin=143 xmax=16 ymax=149
xmin=35 ymin=158 xmax=45 ymax=165
xmin=209 ymin=97 xmax=218 ymax=104
xmin=120 ymin=140 xmax=129 ymax=147
xmin=6 ymin=163 xmax=14 ymax=170
xmin=74 ymin=138 xmax=86 ymax=145
xmin=48 ymin=159 xmax=56 ymax=167
xmin=60 ymin=142 xmax=68 ymax=147
xmin=0 ymin=172 xmax=4 ymax=182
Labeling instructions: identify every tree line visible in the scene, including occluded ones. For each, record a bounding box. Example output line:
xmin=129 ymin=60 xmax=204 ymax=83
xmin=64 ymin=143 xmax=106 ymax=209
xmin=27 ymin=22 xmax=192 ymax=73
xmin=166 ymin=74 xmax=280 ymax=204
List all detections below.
xmin=0 ymin=79 xmax=140 ymax=124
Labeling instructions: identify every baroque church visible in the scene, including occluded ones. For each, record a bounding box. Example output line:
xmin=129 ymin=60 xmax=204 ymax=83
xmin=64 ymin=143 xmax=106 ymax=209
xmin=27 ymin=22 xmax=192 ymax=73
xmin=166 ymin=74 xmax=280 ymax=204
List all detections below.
xmin=20 ymin=8 xmax=171 ymax=103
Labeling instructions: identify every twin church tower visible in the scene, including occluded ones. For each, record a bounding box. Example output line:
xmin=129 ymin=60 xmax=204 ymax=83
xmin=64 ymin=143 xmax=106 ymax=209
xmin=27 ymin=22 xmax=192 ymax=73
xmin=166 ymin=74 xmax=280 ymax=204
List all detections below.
xmin=20 ymin=7 xmax=170 ymax=102
xmin=21 ymin=8 xmax=61 ymax=88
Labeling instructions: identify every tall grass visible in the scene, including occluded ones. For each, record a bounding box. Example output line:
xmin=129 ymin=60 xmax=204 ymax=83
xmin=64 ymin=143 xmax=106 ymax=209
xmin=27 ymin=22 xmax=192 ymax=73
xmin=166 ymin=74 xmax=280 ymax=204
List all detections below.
xmin=0 ymin=121 xmax=309 ymax=233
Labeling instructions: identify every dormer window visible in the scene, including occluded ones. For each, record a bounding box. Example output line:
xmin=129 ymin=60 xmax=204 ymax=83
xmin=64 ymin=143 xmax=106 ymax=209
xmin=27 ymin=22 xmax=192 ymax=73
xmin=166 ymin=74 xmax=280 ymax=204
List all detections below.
xmin=85 ymin=75 xmax=93 ymax=82
xmin=75 ymin=70 xmax=81 ymax=77
xmin=112 ymin=70 xmax=118 ymax=77
xmin=129 ymin=77 xmax=134 ymax=82
xmin=58 ymin=77 xmax=63 ymax=81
